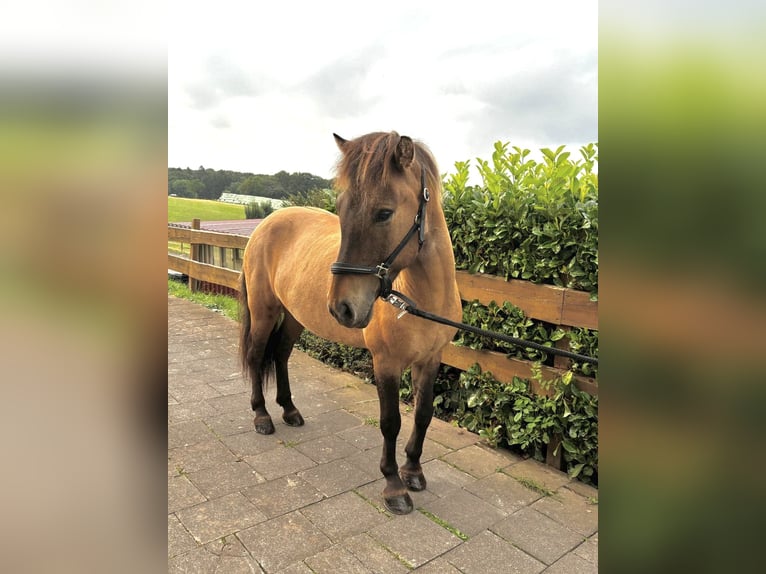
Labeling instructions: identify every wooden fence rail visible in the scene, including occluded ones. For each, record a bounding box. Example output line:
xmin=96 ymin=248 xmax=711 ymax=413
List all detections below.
xmin=168 ymin=223 xmax=598 ymax=398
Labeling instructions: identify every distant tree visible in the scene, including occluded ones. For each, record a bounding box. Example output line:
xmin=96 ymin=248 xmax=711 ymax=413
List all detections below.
xmin=283 ymin=188 xmax=337 ymax=213
xmin=244 ymin=200 xmax=275 ymax=219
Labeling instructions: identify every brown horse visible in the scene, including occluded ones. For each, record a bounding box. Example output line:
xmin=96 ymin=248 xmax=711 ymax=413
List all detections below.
xmin=239 ymin=131 xmax=461 ymax=514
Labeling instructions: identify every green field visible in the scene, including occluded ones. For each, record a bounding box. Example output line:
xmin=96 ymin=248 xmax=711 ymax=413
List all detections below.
xmin=168 ymin=196 xmax=246 ymax=222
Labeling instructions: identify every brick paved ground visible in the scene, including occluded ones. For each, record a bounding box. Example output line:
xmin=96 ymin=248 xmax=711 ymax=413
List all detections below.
xmin=168 ymin=296 xmax=598 ymax=572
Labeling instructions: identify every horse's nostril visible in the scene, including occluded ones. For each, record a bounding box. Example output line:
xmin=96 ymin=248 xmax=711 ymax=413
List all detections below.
xmin=337 ymin=301 xmax=354 ymax=324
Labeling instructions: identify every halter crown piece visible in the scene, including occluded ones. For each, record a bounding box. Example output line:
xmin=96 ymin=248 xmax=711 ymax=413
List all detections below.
xmin=330 ymin=167 xmax=429 ymax=298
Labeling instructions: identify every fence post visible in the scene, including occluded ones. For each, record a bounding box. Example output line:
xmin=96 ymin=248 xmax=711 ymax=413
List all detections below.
xmin=189 ymin=218 xmax=200 ymax=292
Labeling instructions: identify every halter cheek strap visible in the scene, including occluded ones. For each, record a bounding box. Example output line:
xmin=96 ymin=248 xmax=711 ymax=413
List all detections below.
xmin=330 ymin=167 xmax=430 ymax=298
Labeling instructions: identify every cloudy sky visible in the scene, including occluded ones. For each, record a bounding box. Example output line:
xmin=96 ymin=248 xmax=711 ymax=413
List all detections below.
xmin=169 ymin=0 xmax=597 ymax=180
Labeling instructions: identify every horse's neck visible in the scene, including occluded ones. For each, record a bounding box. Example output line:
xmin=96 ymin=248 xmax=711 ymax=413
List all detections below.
xmin=397 ymin=204 xmax=459 ymax=303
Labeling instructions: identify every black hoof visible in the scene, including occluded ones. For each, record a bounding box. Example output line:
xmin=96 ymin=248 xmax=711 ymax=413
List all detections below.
xmin=282 ymin=410 xmax=305 ymax=427
xmin=401 ymin=470 xmax=427 ymax=492
xmin=384 ymin=492 xmax=414 ymax=515
xmin=254 ymin=416 xmax=275 ymax=435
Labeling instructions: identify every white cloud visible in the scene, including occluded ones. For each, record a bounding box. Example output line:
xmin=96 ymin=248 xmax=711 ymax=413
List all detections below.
xmin=168 ymin=0 xmax=597 ymax=179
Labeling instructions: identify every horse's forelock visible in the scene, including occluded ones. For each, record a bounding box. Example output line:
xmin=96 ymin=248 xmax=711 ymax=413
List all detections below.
xmin=334 ymin=131 xmax=441 ymax=207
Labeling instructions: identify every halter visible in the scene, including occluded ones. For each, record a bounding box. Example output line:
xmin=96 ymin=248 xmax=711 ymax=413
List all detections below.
xmin=330 ymin=167 xmax=430 ymax=298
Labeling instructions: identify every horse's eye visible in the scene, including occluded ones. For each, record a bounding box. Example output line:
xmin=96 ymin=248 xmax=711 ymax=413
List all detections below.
xmin=374 ymin=209 xmax=394 ymax=223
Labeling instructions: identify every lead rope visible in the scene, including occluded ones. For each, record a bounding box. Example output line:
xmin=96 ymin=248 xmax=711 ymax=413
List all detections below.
xmin=383 ymin=290 xmax=599 ymax=366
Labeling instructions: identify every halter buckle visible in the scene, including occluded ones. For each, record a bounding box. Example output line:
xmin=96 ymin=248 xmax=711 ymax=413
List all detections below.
xmin=375 ymin=263 xmax=389 ymax=279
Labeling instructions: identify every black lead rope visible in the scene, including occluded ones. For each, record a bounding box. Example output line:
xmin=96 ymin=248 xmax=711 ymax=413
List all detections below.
xmin=330 ymin=166 xmax=599 ymax=367
xmin=383 ymin=290 xmax=599 ymax=366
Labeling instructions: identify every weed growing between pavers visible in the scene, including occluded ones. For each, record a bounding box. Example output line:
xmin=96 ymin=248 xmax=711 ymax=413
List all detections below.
xmin=417 ymin=509 xmax=469 ymax=541
xmin=511 ymin=474 xmax=559 ymax=499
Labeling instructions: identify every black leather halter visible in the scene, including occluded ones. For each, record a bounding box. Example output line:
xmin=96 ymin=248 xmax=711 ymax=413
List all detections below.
xmin=330 ymin=167 xmax=430 ymax=298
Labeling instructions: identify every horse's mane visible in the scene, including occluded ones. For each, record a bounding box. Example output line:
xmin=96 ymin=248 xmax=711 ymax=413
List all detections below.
xmin=334 ymin=131 xmax=442 ymax=207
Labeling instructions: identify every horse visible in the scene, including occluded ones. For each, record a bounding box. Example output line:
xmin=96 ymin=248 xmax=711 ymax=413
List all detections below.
xmin=239 ymin=131 xmax=462 ymax=514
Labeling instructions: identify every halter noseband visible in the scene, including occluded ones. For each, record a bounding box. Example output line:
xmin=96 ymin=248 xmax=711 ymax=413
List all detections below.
xmin=330 ymin=167 xmax=430 ymax=298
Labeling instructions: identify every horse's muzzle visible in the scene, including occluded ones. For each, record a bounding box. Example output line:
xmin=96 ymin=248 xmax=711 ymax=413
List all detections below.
xmin=328 ymin=298 xmax=372 ymax=329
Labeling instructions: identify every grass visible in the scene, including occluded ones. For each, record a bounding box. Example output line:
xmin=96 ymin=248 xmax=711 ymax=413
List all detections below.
xmin=512 ymin=475 xmax=557 ymax=498
xmin=168 ymin=278 xmax=240 ymax=321
xmin=417 ymin=509 xmax=469 ymax=541
xmin=363 ymin=417 xmax=379 ymax=427
xmin=168 ymin=196 xmax=246 ymax=256
xmin=168 ymin=196 xmax=246 ymax=222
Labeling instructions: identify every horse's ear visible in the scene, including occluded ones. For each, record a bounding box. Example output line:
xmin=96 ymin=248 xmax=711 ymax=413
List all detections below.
xmin=333 ymin=133 xmax=348 ymax=152
xmin=394 ymin=135 xmax=414 ymax=170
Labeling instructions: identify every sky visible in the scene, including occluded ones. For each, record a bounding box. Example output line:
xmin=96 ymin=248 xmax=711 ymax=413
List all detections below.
xmin=169 ymin=0 xmax=597 ymax=181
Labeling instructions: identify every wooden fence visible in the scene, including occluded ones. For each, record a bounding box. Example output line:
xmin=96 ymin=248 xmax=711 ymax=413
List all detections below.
xmin=168 ymin=221 xmax=598 ymax=400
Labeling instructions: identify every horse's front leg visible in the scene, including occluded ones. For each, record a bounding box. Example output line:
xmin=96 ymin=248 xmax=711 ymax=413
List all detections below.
xmin=399 ymin=358 xmax=441 ymax=492
xmin=374 ymin=367 xmax=413 ymax=515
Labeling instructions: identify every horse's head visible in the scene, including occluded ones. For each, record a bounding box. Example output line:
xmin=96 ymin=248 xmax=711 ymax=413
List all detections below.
xmin=328 ymin=131 xmax=431 ymax=329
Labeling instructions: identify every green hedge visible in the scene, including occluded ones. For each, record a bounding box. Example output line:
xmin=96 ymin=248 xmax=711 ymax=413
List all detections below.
xmin=442 ymin=142 xmax=598 ymax=294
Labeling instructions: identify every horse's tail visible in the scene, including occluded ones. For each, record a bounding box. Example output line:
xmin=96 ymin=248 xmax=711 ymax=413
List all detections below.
xmin=239 ymin=272 xmax=279 ymax=390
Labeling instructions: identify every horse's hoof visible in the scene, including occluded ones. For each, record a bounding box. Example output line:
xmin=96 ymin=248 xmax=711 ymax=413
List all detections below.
xmin=400 ymin=470 xmax=427 ymax=492
xmin=282 ymin=410 xmax=305 ymax=427
xmin=383 ymin=492 xmax=414 ymax=515
xmin=254 ymin=416 xmax=275 ymax=435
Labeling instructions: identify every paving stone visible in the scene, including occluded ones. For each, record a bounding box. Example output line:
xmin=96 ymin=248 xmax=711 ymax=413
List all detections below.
xmin=208 ymin=380 xmax=249 ymax=398
xmin=275 ymin=409 xmax=365 ymax=445
xmin=442 ymin=530 xmax=545 ymax=574
xmin=186 ymin=460 xmax=266 ymax=498
xmin=464 ymin=471 xmax=542 ymax=513
xmin=169 ymin=400 xmax=219 ymax=424
xmin=245 ymin=445 xmax=317 ymax=480
xmin=168 ymin=546 xmax=220 ymax=573
xmin=242 ymin=474 xmax=325 ymax=518
xmin=491 ymin=507 xmax=584 ymax=565
xmin=343 ymin=533 xmax=411 ymax=574
xmin=298 ymin=459 xmax=378 ymax=497
xmin=369 ymin=510 xmax=462 ymax=568
xmin=204 ymin=410 xmax=256 ymax=437
xmin=304 ymin=545 xmax=371 ymax=574
xmin=168 ymin=382 xmax=223 ymax=404
xmin=425 ymin=418 xmax=480 ymax=450
xmin=168 ymin=514 xmax=198 ymax=558
xmin=220 ymin=430 xmax=283 ymax=458
xmin=301 ymin=491 xmax=389 ymax=542
xmin=440 ymin=444 xmax=520 ymax=478
xmin=544 ymin=553 xmax=597 ymax=574
xmin=412 ymin=557 xmax=463 ymax=573
xmin=573 ymin=534 xmax=598 ymax=566
xmin=168 ymin=419 xmax=216 ymax=449
xmin=420 ymin=459 xmax=476 ymax=497
xmin=336 ymin=422 xmax=385 ymax=451
xmin=206 ymin=393 xmax=251 ymax=413
xmin=290 ymin=394 xmax=341 ymax=418
xmin=216 ymin=555 xmax=267 ymax=574
xmin=503 ymin=458 xmax=571 ymax=492
xmin=532 ymin=487 xmax=598 ymax=537
xmin=326 ymin=382 xmax=378 ymax=407
xmin=238 ymin=511 xmax=333 ymax=572
xmin=176 ymin=492 xmax=267 ymax=544
xmin=421 ymin=489 xmax=507 ymax=537
xmin=294 ymin=434 xmax=361 ymax=464
xmin=168 ymin=475 xmax=207 ymax=514
xmin=565 ymin=480 xmax=599 ymax=501
xmin=276 ymin=563 xmax=314 ymax=574
xmin=343 ymin=398 xmax=383 ymax=419
xmin=168 ymin=439 xmax=238 ymax=474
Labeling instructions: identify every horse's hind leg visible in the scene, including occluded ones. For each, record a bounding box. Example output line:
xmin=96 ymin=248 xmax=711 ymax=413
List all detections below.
xmin=399 ymin=357 xmax=441 ymax=492
xmin=240 ymin=275 xmax=281 ymax=434
xmin=273 ymin=311 xmax=305 ymax=427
